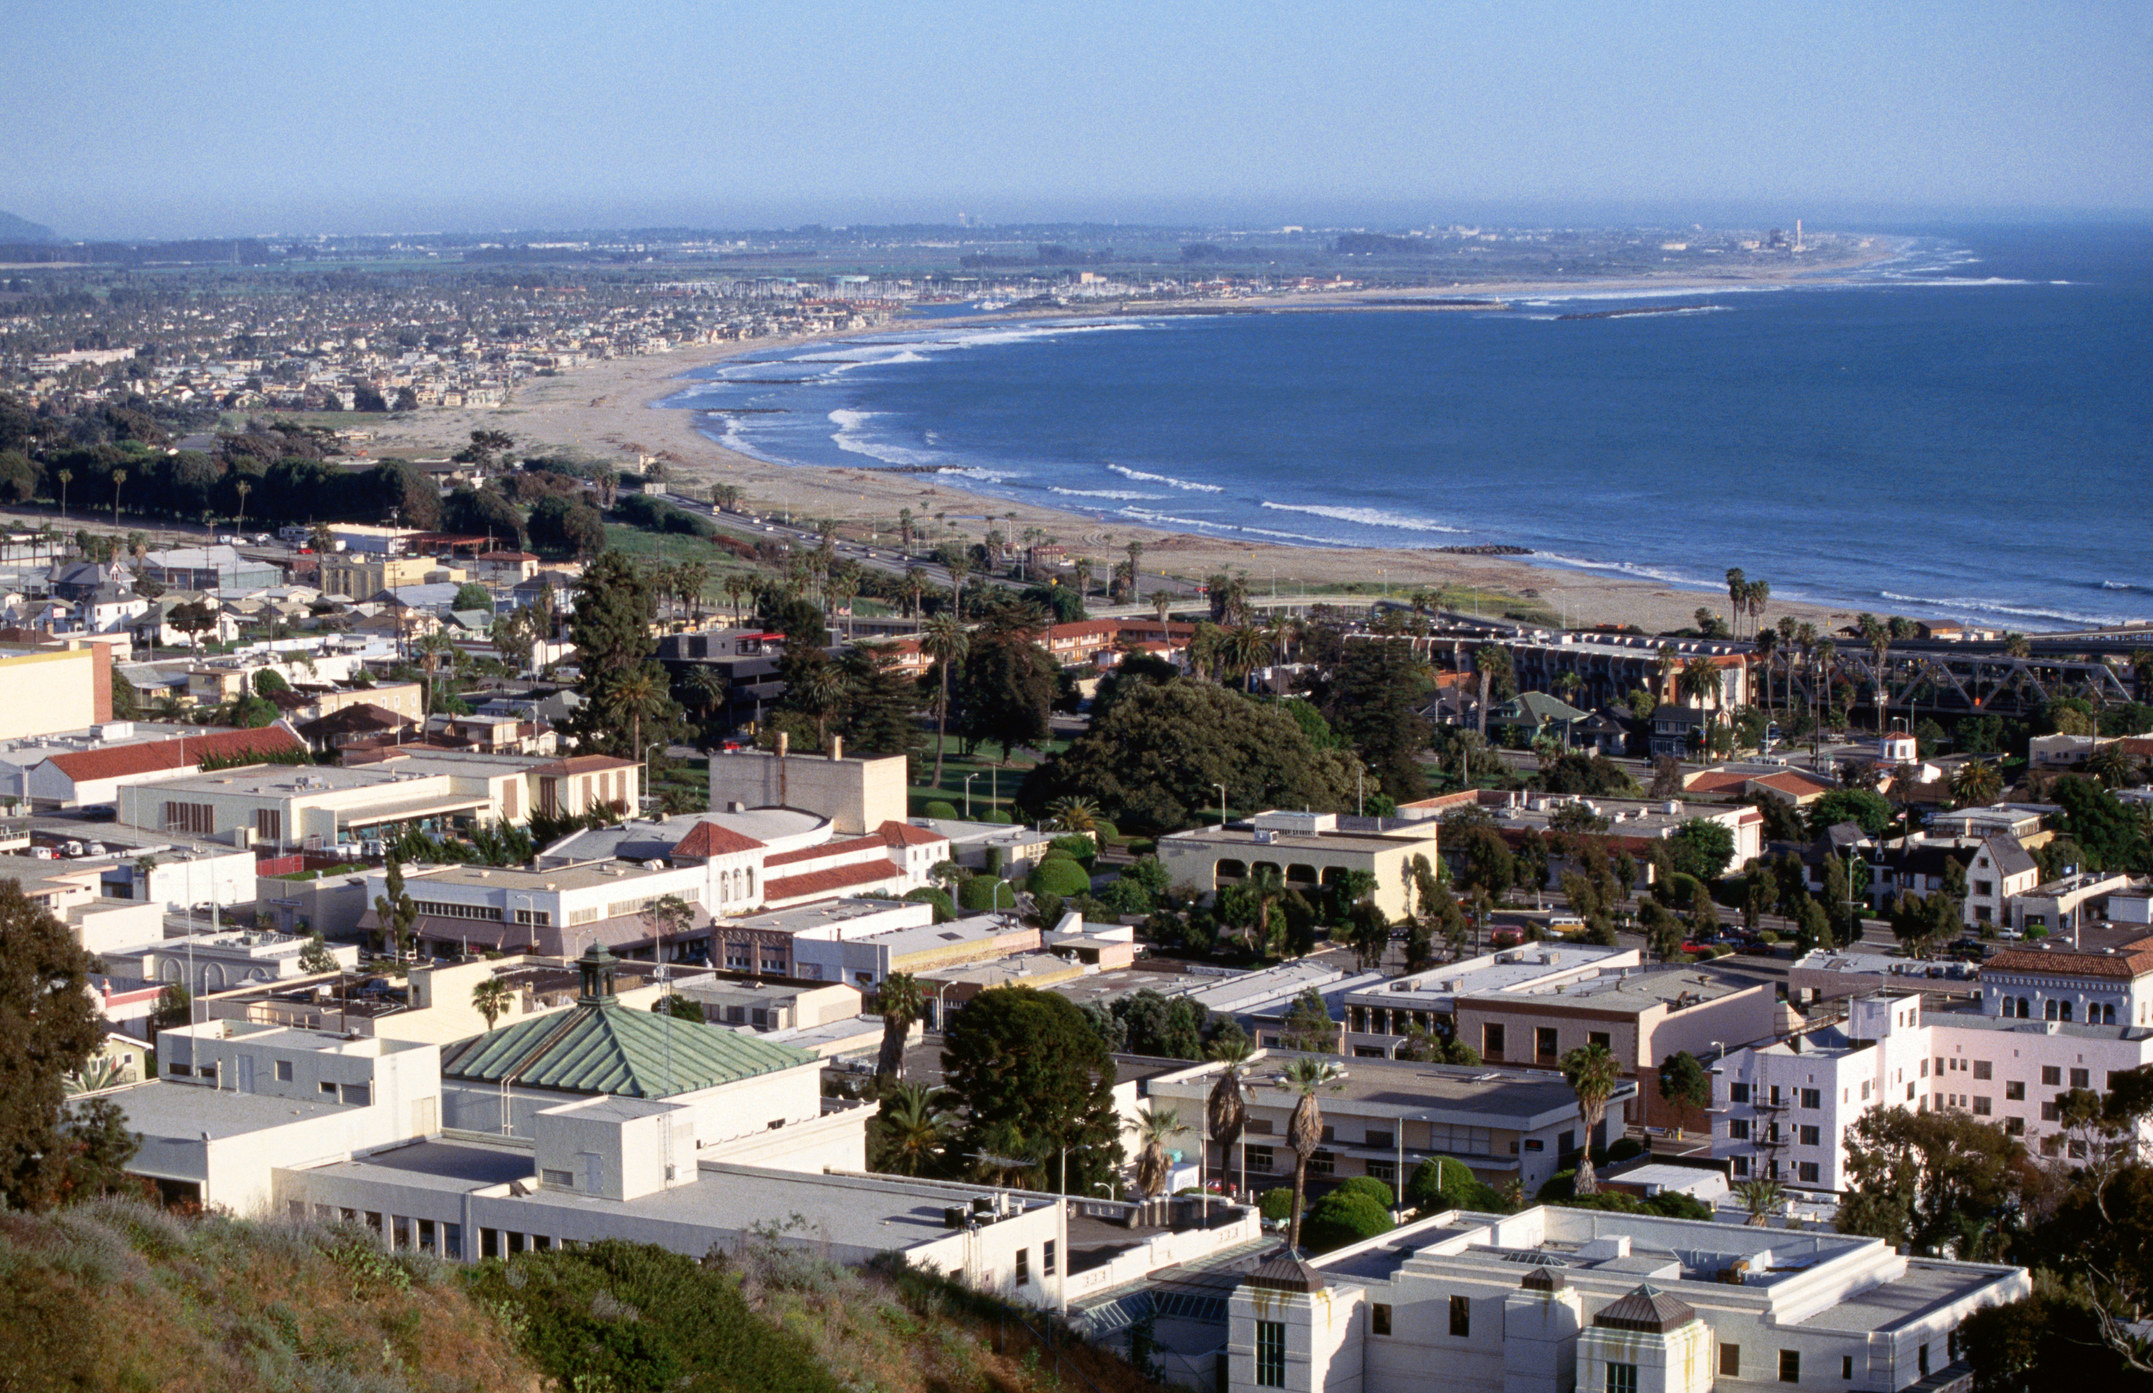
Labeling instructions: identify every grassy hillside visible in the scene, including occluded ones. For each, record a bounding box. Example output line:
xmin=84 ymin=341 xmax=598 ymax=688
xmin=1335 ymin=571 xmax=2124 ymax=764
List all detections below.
xmin=0 ymin=1200 xmax=1173 ymax=1393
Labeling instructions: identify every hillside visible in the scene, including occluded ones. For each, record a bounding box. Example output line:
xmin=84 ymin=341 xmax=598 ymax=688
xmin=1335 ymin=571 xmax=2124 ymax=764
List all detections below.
xmin=0 ymin=211 xmax=58 ymax=243
xmin=0 ymin=1199 xmax=1174 ymax=1393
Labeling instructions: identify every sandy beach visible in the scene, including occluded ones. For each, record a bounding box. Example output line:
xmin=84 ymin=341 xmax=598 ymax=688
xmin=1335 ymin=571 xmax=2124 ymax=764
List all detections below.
xmin=350 ymin=258 xmax=1902 ymax=636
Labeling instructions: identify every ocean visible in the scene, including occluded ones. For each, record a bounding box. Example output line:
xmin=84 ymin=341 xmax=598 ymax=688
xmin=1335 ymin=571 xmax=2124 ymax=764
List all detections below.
xmin=661 ymin=225 xmax=2153 ymax=631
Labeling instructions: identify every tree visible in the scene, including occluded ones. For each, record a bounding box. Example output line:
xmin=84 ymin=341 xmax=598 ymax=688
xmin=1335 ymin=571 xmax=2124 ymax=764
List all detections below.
xmin=472 ymin=976 xmax=512 ymax=1030
xmin=1278 ymin=987 xmax=1336 ymax=1053
xmin=1133 ymin=1105 xmax=1185 ymax=1197
xmin=1952 ymin=759 xmax=2005 ymax=808
xmin=1668 ymin=818 xmax=1736 ymax=881
xmin=298 ymin=932 xmax=337 ymax=975
xmin=1657 ymin=1052 xmax=1711 ymax=1138
xmin=1300 ymin=1186 xmax=1396 ymax=1253
xmin=920 ymin=611 xmax=968 ymax=789
xmin=875 ymin=971 xmax=922 ymax=1082
xmin=1835 ymin=1106 xmax=2039 ymax=1259
xmin=0 ymin=882 xmax=106 ymax=1209
xmin=1559 ymin=1042 xmax=1623 ymax=1194
xmin=955 ymin=604 xmax=1056 ymax=763
xmin=1022 ymin=681 xmax=1361 ymax=834
xmin=940 ymin=986 xmax=1124 ymax=1195
xmin=871 ymin=1082 xmax=952 ymax=1178
xmin=1472 ymin=644 xmax=1511 ymax=740
xmin=1207 ymin=1035 xmax=1252 ymax=1193
xmin=1325 ymin=637 xmax=1432 ymax=800
xmin=1734 ymin=1176 xmax=1784 ymax=1228
xmin=566 ymin=552 xmax=681 ymax=759
xmin=1808 ymin=787 xmax=1894 ymax=838
xmin=1282 ymin=1057 xmax=1345 ymax=1250
xmin=374 ymin=856 xmax=419 ymax=962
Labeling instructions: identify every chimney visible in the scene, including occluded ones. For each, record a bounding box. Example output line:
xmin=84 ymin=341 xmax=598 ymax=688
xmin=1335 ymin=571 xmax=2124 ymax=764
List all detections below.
xmin=829 ymin=734 xmax=843 ymax=761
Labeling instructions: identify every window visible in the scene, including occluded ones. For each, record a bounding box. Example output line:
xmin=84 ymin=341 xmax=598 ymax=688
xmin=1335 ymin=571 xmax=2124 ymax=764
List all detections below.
xmin=480 ymin=1228 xmax=499 ymax=1259
xmin=274 ymin=1059 xmax=293 ymax=1082
xmin=1799 ymin=1162 xmax=1820 ymax=1183
xmin=341 ymin=1083 xmax=369 ymax=1107
xmin=1801 ymin=1088 xmax=1821 ymax=1109
xmin=1729 ymin=1119 xmax=1752 ymax=1141
xmin=1309 ymin=1150 xmax=1335 ymax=1176
xmin=1921 ymin=1057 xmax=1930 ymax=1077
xmin=1720 ymin=1344 xmax=1741 ymax=1377
xmin=163 ymin=802 xmax=214 ymax=835
xmin=2006 ymin=1080 xmax=2026 ymax=1100
xmin=443 ymin=1223 xmax=462 ymax=1260
xmin=1364 ymin=1130 xmax=1394 ymax=1150
xmin=1015 ymin=1248 xmax=1029 ymax=1284
xmin=1366 ymin=1160 xmax=1396 ymax=1185
xmin=1247 ymin=1118 xmax=1276 ymax=1135
xmin=1449 ymin=1294 xmax=1471 ymax=1337
xmin=542 ymin=1168 xmax=574 ymax=1188
xmin=1371 ymin=1303 xmax=1392 ymax=1336
xmin=1605 ymin=1363 xmax=1638 ymax=1393
xmin=417 ymin=1219 xmax=435 ymax=1253
xmin=255 ymin=809 xmax=282 ymax=844
xmin=1973 ymin=1096 xmax=1992 ymax=1116
xmin=319 ymin=1081 xmax=337 ymax=1094
xmin=1779 ymin=1349 xmax=1800 ymax=1383
xmin=2042 ymin=1100 xmax=2061 ymax=1122
xmin=1798 ymin=1124 xmax=1819 ymax=1146
xmin=2043 ymin=1066 xmax=2062 ymax=1086
xmin=392 ymin=1216 xmax=411 ymax=1250
xmin=2072 ymin=1068 xmax=2091 ymax=1089
xmin=1729 ymin=1082 xmax=1751 ymax=1104
xmin=1255 ymin=1321 xmax=1286 ymax=1388
xmin=1483 ymin=1024 xmax=1506 ymax=1057
xmin=1246 ymin=1146 xmax=1275 ymax=1173
xmin=1531 ymin=1025 xmax=1554 ymax=1058
xmin=1588 ymin=1031 xmax=1612 ymax=1049
xmin=1843 ymin=1355 xmax=1855 ymax=1379
xmin=1732 ymin=1156 xmax=1751 ymax=1177
xmin=1974 ymin=1060 xmax=1992 ymax=1080
xmin=1043 ymin=1240 xmax=1056 ymax=1276
xmin=1919 ymin=1345 xmax=1930 ymax=1377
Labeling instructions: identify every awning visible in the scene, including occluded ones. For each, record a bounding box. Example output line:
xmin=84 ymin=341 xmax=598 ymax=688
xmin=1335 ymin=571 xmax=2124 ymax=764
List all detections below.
xmin=339 ymin=795 xmax=492 ymax=829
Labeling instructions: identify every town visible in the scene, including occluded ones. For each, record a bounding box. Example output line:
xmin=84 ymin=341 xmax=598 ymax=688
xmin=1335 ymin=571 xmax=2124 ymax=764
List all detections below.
xmin=0 ymin=411 xmax=2150 ymax=1391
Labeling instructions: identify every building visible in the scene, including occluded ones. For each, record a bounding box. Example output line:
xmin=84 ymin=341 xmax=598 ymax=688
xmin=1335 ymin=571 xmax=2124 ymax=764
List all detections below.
xmin=2008 ymin=870 xmax=2143 ymax=938
xmin=707 ymin=739 xmax=906 ymax=835
xmin=1340 ymin=946 xmax=1643 ymax=1059
xmin=318 ymin=552 xmax=461 ymax=601
xmin=104 ymin=928 xmax=360 ymax=996
xmin=1223 ymin=1205 xmax=2026 ymax=1393
xmin=0 ymin=640 xmax=110 ymax=740
xmin=139 ymin=545 xmax=283 ymax=592
xmin=24 ymin=723 xmax=307 ymax=809
xmin=1452 ymin=965 xmax=1783 ymax=1131
xmin=1159 ymin=812 xmax=1444 ymax=921
xmin=1145 ymin=1052 xmax=1636 ymax=1201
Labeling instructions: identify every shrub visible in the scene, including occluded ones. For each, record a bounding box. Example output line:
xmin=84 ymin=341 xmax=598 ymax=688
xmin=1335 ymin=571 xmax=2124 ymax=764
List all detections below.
xmin=1333 ymin=1176 xmax=1397 ymax=1209
xmin=1300 ymin=1189 xmax=1395 ymax=1253
xmin=1407 ymin=1155 xmax=1508 ymax=1215
xmin=920 ymin=799 xmax=959 ymax=820
xmin=1257 ymin=1187 xmax=1297 ymax=1222
xmin=1092 ymin=819 xmax=1120 ymax=843
xmin=958 ymin=876 xmax=1016 ymax=912
xmin=904 ymin=887 xmax=956 ymax=923
xmin=983 ymin=809 xmax=1015 ymax=825
xmin=1026 ymin=858 xmax=1092 ymax=899
xmin=1604 ymin=1137 xmax=1645 ymax=1165
xmin=1047 ymin=833 xmax=1098 ymax=866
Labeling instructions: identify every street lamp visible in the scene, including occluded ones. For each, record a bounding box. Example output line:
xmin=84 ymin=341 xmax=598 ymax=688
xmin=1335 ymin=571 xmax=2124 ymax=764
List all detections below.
xmin=964 ymin=771 xmax=982 ymax=820
xmin=643 ymin=740 xmax=665 ymax=812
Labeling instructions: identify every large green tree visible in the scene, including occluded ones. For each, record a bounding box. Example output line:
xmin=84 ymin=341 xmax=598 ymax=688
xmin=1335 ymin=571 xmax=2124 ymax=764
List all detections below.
xmin=1022 ymin=681 xmax=1362 ymax=832
xmin=0 ymin=882 xmax=116 ymax=1209
xmin=565 ymin=553 xmax=682 ymax=758
xmin=940 ymin=987 xmax=1125 ymax=1195
xmin=1323 ymin=637 xmax=1432 ymax=801
xmin=1835 ymin=1106 xmax=2040 ymax=1259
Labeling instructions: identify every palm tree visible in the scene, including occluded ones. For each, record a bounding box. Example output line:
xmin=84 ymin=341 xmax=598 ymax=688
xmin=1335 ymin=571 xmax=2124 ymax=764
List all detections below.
xmin=1222 ymin=624 xmax=1274 ymax=691
xmin=109 ymin=468 xmax=127 ymax=526
xmin=875 ymin=1082 xmax=952 ymax=1177
xmin=54 ymin=467 xmax=71 ymax=520
xmin=2003 ymin=632 xmax=2030 ymax=659
xmin=471 ymin=977 xmax=512 ymax=1030
xmin=1859 ymin=614 xmax=1892 ymax=732
xmin=1753 ymin=628 xmax=1778 ymax=718
xmin=1207 ymin=1037 xmax=1252 ymax=1195
xmin=1559 ymin=1042 xmax=1623 ymax=1195
xmin=685 ymin=667 xmax=727 ymax=738
xmin=233 ymin=479 xmax=252 ymax=532
xmin=903 ymin=566 xmax=927 ymax=618
xmin=1133 ymin=1105 xmax=1185 ymax=1198
xmin=875 ymin=971 xmax=923 ymax=1081
xmin=414 ymin=630 xmax=457 ymax=717
xmin=794 ymin=658 xmax=849 ymax=751
xmin=1474 ymin=644 xmax=1504 ymax=740
xmin=921 ymin=612 xmax=968 ymax=788
xmin=1073 ymin=556 xmax=1095 ymax=604
xmin=1724 ymin=568 xmax=1746 ymax=638
xmin=1241 ymin=865 xmax=1289 ymax=959
xmin=676 ymin=560 xmax=709 ymax=624
xmin=609 ymin=669 xmax=662 ymax=763
xmin=1735 ymin=1175 xmax=1785 ymax=1228
xmin=897 ymin=507 xmax=914 ymax=554
xmin=944 ymin=552 xmax=971 ymax=621
xmin=723 ymin=573 xmax=751 ymax=624
xmin=1746 ymin=579 xmax=1770 ymax=637
xmin=1153 ymin=590 xmax=1172 ymax=625
xmin=1126 ymin=540 xmax=1144 ymax=606
xmin=1047 ymin=796 xmax=1100 ymax=834
xmin=1282 ymin=1058 xmax=1345 ymax=1250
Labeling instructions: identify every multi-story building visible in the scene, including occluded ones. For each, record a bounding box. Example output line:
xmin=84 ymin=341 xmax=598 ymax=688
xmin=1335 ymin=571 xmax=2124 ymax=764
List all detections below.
xmin=1339 ymin=946 xmax=1642 ymax=1059
xmin=1144 ymin=1051 xmax=1637 ymax=1201
xmin=1159 ymin=811 xmax=1445 ymax=921
xmin=1223 ymin=1205 xmax=2026 ymax=1393
xmin=318 ymin=551 xmax=461 ymax=601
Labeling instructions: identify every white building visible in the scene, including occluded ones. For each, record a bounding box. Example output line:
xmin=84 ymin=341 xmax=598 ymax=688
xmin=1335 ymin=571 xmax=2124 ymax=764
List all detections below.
xmin=1340 ymin=946 xmax=1643 ymax=1059
xmin=1224 ymin=1206 xmax=2026 ymax=1393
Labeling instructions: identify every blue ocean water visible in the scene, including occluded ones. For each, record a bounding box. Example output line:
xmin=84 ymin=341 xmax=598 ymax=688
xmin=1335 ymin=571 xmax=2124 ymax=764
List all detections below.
xmin=662 ymin=226 xmax=2153 ymax=630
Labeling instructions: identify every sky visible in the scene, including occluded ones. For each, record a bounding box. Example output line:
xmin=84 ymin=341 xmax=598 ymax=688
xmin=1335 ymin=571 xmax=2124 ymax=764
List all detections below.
xmin=5 ymin=0 xmax=2149 ymax=239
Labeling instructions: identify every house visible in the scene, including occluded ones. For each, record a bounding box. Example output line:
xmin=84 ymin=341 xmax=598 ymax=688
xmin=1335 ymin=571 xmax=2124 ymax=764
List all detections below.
xmin=1484 ymin=692 xmax=1593 ymax=747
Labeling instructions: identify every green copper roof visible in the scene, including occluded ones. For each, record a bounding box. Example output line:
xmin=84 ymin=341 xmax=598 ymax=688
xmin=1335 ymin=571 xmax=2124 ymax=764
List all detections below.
xmin=440 ymin=1000 xmax=816 ymax=1099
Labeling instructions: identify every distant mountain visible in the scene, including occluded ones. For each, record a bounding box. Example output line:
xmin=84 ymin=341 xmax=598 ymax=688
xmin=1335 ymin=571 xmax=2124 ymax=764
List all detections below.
xmin=0 ymin=211 xmax=58 ymax=243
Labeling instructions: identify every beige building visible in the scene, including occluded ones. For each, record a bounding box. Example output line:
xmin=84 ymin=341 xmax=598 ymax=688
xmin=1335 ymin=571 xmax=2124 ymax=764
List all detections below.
xmin=319 ymin=553 xmax=464 ymax=600
xmin=0 ymin=642 xmax=107 ymax=740
xmin=1158 ymin=811 xmax=1442 ymax=920
xmin=708 ymin=738 xmax=907 ymax=834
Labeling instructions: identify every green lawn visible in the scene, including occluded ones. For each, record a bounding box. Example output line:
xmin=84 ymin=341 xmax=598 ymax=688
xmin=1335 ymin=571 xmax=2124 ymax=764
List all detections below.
xmin=905 ymin=737 xmax=1071 ymax=819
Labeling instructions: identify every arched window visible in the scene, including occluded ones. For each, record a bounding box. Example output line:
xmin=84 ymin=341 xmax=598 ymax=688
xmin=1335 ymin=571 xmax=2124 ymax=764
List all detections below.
xmin=2061 ymin=1001 xmax=2074 ymax=1023
xmin=2045 ymin=999 xmax=2059 ymax=1021
xmin=2018 ymin=997 xmax=2030 ymax=1019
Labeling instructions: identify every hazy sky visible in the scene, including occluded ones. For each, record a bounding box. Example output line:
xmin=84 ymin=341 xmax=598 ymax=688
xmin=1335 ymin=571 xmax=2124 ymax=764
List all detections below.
xmin=6 ymin=0 xmax=2149 ymax=238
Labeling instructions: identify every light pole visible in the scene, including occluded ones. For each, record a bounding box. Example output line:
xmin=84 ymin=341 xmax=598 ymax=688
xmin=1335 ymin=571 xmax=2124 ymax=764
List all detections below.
xmin=1215 ymin=782 xmax=1228 ymax=827
xmin=964 ymin=772 xmax=982 ymax=820
xmin=644 ymin=740 xmax=665 ymax=812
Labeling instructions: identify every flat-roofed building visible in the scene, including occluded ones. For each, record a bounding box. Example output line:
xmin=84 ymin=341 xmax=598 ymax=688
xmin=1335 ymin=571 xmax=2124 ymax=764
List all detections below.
xmin=1223 ymin=1204 xmax=2026 ymax=1393
xmin=1340 ymin=946 xmax=1643 ymax=1059
xmin=1160 ymin=811 xmax=1443 ymax=921
xmin=0 ymin=640 xmax=108 ymax=740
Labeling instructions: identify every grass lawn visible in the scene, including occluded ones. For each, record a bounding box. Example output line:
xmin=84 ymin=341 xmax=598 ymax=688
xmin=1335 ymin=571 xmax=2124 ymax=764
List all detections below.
xmin=905 ymin=737 xmax=1072 ymax=819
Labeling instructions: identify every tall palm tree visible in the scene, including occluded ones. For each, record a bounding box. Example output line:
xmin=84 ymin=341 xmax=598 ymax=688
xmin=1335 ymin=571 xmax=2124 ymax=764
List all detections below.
xmin=233 ymin=479 xmax=252 ymax=531
xmin=472 ymin=977 xmax=512 ymax=1030
xmin=921 ymin=612 xmax=968 ymax=788
xmin=109 ymin=468 xmax=127 ymax=526
xmin=1678 ymin=657 xmax=1721 ymax=712
xmin=1126 ymin=539 xmax=1144 ymax=606
xmin=1753 ymin=628 xmax=1778 ymax=718
xmin=676 ymin=560 xmax=709 ymax=624
xmin=1559 ymin=1042 xmax=1623 ymax=1195
xmin=1222 ymin=623 xmax=1274 ymax=691
xmin=1948 ymin=759 xmax=2004 ymax=809
xmin=1207 ymin=1037 xmax=1252 ymax=1195
xmin=609 ymin=669 xmax=662 ymax=764
xmin=413 ymin=630 xmax=457 ymax=717
xmin=944 ymin=552 xmax=970 ymax=621
xmin=903 ymin=566 xmax=927 ymax=618
xmin=1073 ymin=556 xmax=1095 ymax=604
xmin=1859 ymin=613 xmax=1892 ymax=733
xmin=1745 ymin=579 xmax=1770 ymax=637
xmin=1474 ymin=644 xmax=1505 ymax=740
xmin=1241 ymin=865 xmax=1289 ymax=959
xmin=685 ymin=667 xmax=727 ymax=737
xmin=1283 ymin=1058 xmax=1345 ymax=1250
xmin=1153 ymin=590 xmax=1172 ymax=625
xmin=723 ymin=573 xmax=751 ymax=625
xmin=1133 ymin=1105 xmax=1185 ymax=1198
xmin=54 ymin=467 xmax=71 ymax=520
xmin=875 ymin=1082 xmax=952 ymax=1177
xmin=875 ymin=971 xmax=923 ymax=1081
xmin=1724 ymin=568 xmax=1746 ymax=638
xmin=793 ymin=658 xmax=849 ymax=751
xmin=897 ymin=506 xmax=914 ymax=554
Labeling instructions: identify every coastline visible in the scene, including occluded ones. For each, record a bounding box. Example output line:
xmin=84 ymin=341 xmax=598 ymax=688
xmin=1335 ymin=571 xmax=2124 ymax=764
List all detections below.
xmin=348 ymin=249 xmax=1925 ymax=636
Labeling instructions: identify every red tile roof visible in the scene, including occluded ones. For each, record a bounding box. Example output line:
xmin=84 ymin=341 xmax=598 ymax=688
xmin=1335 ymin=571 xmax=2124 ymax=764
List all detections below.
xmin=1682 ymin=771 xmax=1752 ymax=795
xmin=765 ymin=834 xmax=886 ymax=868
xmin=669 ymin=821 xmax=766 ymax=859
xmin=45 ymin=727 xmax=306 ymax=785
xmin=762 ymin=860 xmax=905 ymax=902
xmin=1752 ymin=771 xmax=1835 ymax=798
xmin=879 ymin=820 xmax=949 ymax=848
xmin=1987 ymin=937 xmax=2153 ymax=979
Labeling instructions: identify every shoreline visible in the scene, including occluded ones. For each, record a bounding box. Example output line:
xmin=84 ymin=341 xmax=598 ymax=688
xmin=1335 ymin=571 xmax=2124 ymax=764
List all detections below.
xmin=344 ymin=240 xmax=2026 ymax=637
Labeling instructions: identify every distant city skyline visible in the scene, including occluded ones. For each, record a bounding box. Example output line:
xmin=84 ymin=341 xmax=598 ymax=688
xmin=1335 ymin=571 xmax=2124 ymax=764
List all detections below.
xmin=5 ymin=0 xmax=2149 ymax=240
